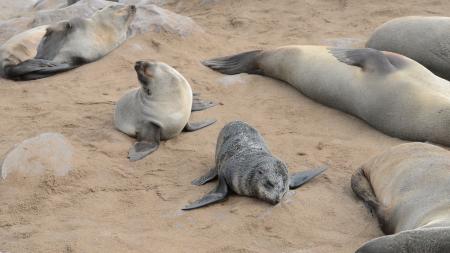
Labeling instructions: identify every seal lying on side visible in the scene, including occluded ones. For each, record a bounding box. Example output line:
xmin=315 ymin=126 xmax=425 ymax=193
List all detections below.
xmin=183 ymin=121 xmax=327 ymax=210
xmin=114 ymin=60 xmax=216 ymax=161
xmin=203 ymin=46 xmax=450 ymax=146
xmin=0 ymin=4 xmax=135 ymax=80
xmin=367 ymin=16 xmax=450 ymax=81
xmin=351 ymin=142 xmax=450 ymax=253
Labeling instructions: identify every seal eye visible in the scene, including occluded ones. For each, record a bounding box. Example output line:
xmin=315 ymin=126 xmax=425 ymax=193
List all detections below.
xmin=264 ymin=181 xmax=274 ymax=189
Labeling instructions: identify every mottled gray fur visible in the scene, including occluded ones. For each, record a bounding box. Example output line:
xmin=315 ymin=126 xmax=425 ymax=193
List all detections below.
xmin=183 ymin=121 xmax=326 ymax=210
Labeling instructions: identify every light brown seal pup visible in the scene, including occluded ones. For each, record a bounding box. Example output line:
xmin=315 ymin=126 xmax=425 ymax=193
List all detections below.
xmin=0 ymin=4 xmax=135 ymax=80
xmin=367 ymin=16 xmax=450 ymax=81
xmin=114 ymin=60 xmax=216 ymax=161
xmin=203 ymin=46 xmax=450 ymax=146
xmin=183 ymin=121 xmax=327 ymax=210
xmin=351 ymin=142 xmax=450 ymax=253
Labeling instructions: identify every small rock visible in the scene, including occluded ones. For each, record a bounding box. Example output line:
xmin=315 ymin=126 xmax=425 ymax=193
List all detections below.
xmin=1 ymin=133 xmax=74 ymax=179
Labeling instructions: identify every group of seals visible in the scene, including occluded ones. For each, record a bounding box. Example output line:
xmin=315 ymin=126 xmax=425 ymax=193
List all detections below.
xmin=352 ymin=143 xmax=450 ymax=253
xmin=183 ymin=121 xmax=327 ymax=210
xmin=114 ymin=60 xmax=217 ymax=161
xmin=0 ymin=3 xmax=135 ymax=80
xmin=202 ymin=45 xmax=450 ymax=146
xmin=367 ymin=16 xmax=450 ymax=81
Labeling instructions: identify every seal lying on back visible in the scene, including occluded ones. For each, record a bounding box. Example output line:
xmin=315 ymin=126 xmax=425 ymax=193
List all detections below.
xmin=351 ymin=142 xmax=450 ymax=253
xmin=183 ymin=121 xmax=327 ymax=210
xmin=367 ymin=16 xmax=450 ymax=81
xmin=0 ymin=4 xmax=135 ymax=80
xmin=203 ymin=46 xmax=450 ymax=146
xmin=114 ymin=60 xmax=216 ymax=161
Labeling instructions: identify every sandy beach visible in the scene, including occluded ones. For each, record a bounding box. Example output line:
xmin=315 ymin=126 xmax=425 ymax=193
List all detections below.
xmin=0 ymin=0 xmax=449 ymax=252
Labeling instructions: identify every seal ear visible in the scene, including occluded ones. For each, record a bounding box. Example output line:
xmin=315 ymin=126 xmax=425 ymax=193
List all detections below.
xmin=328 ymin=48 xmax=396 ymax=73
xmin=183 ymin=177 xmax=229 ymax=210
xmin=289 ymin=165 xmax=327 ymax=189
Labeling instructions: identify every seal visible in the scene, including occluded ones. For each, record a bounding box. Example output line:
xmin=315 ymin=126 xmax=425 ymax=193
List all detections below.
xmin=202 ymin=46 xmax=450 ymax=146
xmin=183 ymin=121 xmax=327 ymax=210
xmin=367 ymin=16 xmax=450 ymax=81
xmin=0 ymin=3 xmax=135 ymax=80
xmin=351 ymin=142 xmax=450 ymax=253
xmin=114 ymin=60 xmax=217 ymax=161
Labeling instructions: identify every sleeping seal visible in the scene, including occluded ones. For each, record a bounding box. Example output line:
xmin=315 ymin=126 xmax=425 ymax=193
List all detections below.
xmin=114 ymin=60 xmax=216 ymax=161
xmin=203 ymin=46 xmax=450 ymax=146
xmin=367 ymin=16 xmax=450 ymax=81
xmin=183 ymin=121 xmax=327 ymax=210
xmin=0 ymin=4 xmax=135 ymax=80
xmin=352 ymin=142 xmax=450 ymax=253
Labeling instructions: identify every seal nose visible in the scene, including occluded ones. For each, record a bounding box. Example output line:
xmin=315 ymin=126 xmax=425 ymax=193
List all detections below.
xmin=129 ymin=5 xmax=136 ymax=13
xmin=135 ymin=61 xmax=143 ymax=71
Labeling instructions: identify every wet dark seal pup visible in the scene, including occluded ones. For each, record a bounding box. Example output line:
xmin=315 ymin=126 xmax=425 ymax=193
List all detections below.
xmin=0 ymin=4 xmax=135 ymax=80
xmin=367 ymin=16 xmax=450 ymax=81
xmin=351 ymin=142 xmax=450 ymax=253
xmin=183 ymin=121 xmax=327 ymax=210
xmin=114 ymin=60 xmax=216 ymax=161
xmin=203 ymin=46 xmax=450 ymax=146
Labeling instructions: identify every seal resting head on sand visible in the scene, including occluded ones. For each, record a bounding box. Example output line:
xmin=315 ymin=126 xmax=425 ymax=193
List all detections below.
xmin=202 ymin=46 xmax=450 ymax=147
xmin=367 ymin=16 xmax=450 ymax=81
xmin=0 ymin=4 xmax=135 ymax=80
xmin=183 ymin=121 xmax=327 ymax=210
xmin=352 ymin=142 xmax=450 ymax=253
xmin=114 ymin=60 xmax=217 ymax=161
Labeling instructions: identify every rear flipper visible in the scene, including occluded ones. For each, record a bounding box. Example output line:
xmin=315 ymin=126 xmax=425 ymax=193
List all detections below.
xmin=192 ymin=93 xmax=217 ymax=111
xmin=351 ymin=167 xmax=379 ymax=212
xmin=4 ymin=59 xmax=75 ymax=81
xmin=289 ymin=165 xmax=328 ymax=189
xmin=184 ymin=119 xmax=216 ymax=132
xmin=191 ymin=167 xmax=218 ymax=185
xmin=202 ymin=50 xmax=263 ymax=75
xmin=183 ymin=177 xmax=228 ymax=210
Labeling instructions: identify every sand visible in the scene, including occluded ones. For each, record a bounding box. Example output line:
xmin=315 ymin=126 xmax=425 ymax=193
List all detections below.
xmin=0 ymin=0 xmax=449 ymax=252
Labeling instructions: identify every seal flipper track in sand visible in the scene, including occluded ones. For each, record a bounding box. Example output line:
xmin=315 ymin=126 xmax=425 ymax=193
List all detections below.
xmin=128 ymin=122 xmax=161 ymax=162
xmin=289 ymin=166 xmax=328 ymax=189
xmin=184 ymin=119 xmax=216 ymax=132
xmin=328 ymin=48 xmax=397 ymax=73
xmin=202 ymin=50 xmax=263 ymax=75
xmin=191 ymin=167 xmax=218 ymax=186
xmin=183 ymin=177 xmax=229 ymax=210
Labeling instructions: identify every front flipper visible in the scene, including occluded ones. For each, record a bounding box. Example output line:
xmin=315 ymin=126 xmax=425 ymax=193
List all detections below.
xmin=128 ymin=122 xmax=161 ymax=161
xmin=191 ymin=167 xmax=218 ymax=185
xmin=184 ymin=119 xmax=216 ymax=132
xmin=289 ymin=165 xmax=328 ymax=189
xmin=328 ymin=48 xmax=396 ymax=73
xmin=183 ymin=177 xmax=228 ymax=210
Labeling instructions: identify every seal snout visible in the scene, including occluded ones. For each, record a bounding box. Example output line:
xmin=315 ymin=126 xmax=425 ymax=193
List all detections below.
xmin=129 ymin=5 xmax=136 ymax=14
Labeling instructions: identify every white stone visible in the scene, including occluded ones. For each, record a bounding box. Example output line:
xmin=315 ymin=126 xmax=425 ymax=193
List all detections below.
xmin=0 ymin=133 xmax=74 ymax=179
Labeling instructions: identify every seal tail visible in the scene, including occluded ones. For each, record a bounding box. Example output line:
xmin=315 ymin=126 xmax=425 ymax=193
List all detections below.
xmin=5 ymin=59 xmax=76 ymax=81
xmin=202 ymin=50 xmax=263 ymax=75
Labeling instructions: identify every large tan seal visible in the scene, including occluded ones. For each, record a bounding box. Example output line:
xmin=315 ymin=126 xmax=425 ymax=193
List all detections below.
xmin=0 ymin=4 xmax=135 ymax=80
xmin=367 ymin=16 xmax=450 ymax=81
xmin=351 ymin=142 xmax=450 ymax=253
xmin=114 ymin=60 xmax=216 ymax=161
xmin=203 ymin=46 xmax=450 ymax=146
